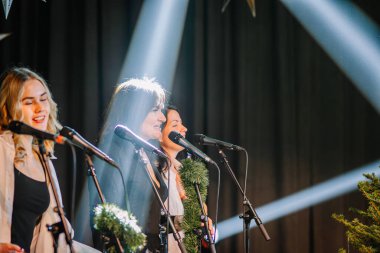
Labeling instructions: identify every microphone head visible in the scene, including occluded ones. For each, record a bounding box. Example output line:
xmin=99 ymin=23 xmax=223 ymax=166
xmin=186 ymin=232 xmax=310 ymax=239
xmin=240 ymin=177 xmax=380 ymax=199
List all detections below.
xmin=9 ymin=121 xmax=45 ymax=137
xmin=115 ymin=125 xmax=168 ymax=159
xmin=114 ymin=124 xmax=135 ymax=141
xmin=9 ymin=121 xmax=41 ymax=136
xmin=60 ymin=126 xmax=76 ymax=140
xmin=8 ymin=120 xmax=65 ymax=144
xmin=8 ymin=121 xmax=24 ymax=134
xmin=193 ymin=134 xmax=206 ymax=145
xmin=168 ymin=131 xmax=183 ymax=144
xmin=193 ymin=133 xmax=245 ymax=151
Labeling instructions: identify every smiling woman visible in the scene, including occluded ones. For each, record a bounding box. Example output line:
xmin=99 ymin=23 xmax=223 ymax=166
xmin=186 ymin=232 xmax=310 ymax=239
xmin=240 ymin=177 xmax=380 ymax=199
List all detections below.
xmin=159 ymin=105 xmax=214 ymax=252
xmin=0 ymin=67 xmax=99 ymax=253
xmin=0 ymin=67 xmax=60 ymax=153
xmin=90 ymin=77 xmax=170 ymax=252
xmin=20 ymin=79 xmax=50 ymax=131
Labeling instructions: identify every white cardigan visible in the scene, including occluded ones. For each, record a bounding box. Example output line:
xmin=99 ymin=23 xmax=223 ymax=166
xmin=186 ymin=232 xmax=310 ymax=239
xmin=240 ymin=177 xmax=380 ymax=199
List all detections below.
xmin=0 ymin=131 xmax=99 ymax=253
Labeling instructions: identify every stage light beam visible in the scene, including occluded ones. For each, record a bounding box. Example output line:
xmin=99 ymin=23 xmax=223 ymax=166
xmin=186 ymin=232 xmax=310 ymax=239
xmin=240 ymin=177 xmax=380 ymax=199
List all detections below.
xmin=74 ymin=0 xmax=189 ymax=245
xmin=280 ymin=0 xmax=380 ymax=114
xmin=118 ymin=0 xmax=189 ymax=90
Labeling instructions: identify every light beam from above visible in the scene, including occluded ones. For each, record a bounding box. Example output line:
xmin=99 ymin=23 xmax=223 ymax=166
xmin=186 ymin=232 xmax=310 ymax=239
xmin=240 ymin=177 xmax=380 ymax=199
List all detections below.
xmin=74 ymin=0 xmax=190 ymax=245
xmin=2 ymin=0 xmax=13 ymax=19
xmin=118 ymin=0 xmax=189 ymax=91
xmin=280 ymin=0 xmax=380 ymax=114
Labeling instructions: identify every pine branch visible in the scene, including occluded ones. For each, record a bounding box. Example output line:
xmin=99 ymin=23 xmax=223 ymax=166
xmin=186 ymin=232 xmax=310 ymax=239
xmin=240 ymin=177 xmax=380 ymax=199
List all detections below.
xmin=93 ymin=203 xmax=146 ymax=253
xmin=332 ymin=173 xmax=380 ymax=253
xmin=179 ymin=158 xmax=209 ymax=253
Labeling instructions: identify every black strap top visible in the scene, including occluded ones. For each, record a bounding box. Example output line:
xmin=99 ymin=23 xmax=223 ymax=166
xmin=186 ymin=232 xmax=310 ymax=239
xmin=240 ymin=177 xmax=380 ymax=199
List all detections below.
xmin=11 ymin=167 xmax=50 ymax=252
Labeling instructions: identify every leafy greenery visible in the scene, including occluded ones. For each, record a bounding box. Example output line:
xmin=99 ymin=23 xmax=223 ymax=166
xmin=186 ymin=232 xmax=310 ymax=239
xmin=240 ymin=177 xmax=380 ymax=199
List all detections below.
xmin=93 ymin=203 xmax=146 ymax=253
xmin=332 ymin=173 xmax=380 ymax=253
xmin=179 ymin=158 xmax=209 ymax=253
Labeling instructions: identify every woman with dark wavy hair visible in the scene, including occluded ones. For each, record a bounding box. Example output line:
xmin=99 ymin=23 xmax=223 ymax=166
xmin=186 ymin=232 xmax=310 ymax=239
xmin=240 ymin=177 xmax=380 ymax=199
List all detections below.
xmin=160 ymin=105 xmax=215 ymax=252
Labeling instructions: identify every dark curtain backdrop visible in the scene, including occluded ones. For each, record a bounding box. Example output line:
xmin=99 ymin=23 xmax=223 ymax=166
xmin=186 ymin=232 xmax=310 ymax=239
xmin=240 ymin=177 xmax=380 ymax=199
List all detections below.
xmin=1 ymin=1 xmax=380 ymax=252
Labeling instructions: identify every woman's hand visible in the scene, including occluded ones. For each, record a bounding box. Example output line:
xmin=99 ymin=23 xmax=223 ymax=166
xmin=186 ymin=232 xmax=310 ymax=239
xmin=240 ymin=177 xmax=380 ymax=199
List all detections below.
xmin=207 ymin=217 xmax=215 ymax=237
xmin=0 ymin=243 xmax=24 ymax=252
xmin=201 ymin=204 xmax=215 ymax=236
xmin=201 ymin=217 xmax=215 ymax=248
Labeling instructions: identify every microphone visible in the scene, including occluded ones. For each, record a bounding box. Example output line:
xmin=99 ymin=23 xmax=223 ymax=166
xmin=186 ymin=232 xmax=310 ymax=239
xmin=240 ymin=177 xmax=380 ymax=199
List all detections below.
xmin=194 ymin=134 xmax=244 ymax=151
xmin=60 ymin=126 xmax=119 ymax=169
xmin=8 ymin=121 xmax=66 ymax=144
xmin=168 ymin=131 xmax=216 ymax=165
xmin=114 ymin=124 xmax=168 ymax=159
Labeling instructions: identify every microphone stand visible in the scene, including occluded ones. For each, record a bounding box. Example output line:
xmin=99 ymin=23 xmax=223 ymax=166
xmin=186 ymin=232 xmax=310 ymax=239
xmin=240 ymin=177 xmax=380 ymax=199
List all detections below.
xmin=217 ymin=149 xmax=270 ymax=253
xmin=136 ymin=148 xmax=187 ymax=253
xmin=37 ymin=139 xmax=73 ymax=253
xmin=85 ymin=154 xmax=124 ymax=253
xmin=194 ymin=183 xmax=216 ymax=253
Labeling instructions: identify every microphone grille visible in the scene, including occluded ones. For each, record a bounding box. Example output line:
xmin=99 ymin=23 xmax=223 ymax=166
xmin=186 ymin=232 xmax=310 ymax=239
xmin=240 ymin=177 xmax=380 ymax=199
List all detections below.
xmin=168 ymin=131 xmax=182 ymax=143
xmin=9 ymin=121 xmax=35 ymax=135
xmin=8 ymin=121 xmax=22 ymax=133
xmin=114 ymin=125 xmax=125 ymax=138
xmin=193 ymin=134 xmax=205 ymax=144
xmin=60 ymin=126 xmax=75 ymax=139
xmin=114 ymin=124 xmax=134 ymax=141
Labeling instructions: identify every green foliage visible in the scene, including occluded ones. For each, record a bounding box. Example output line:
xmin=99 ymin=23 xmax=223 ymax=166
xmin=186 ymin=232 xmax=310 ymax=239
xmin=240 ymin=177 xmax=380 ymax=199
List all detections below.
xmin=179 ymin=158 xmax=209 ymax=253
xmin=332 ymin=173 xmax=380 ymax=253
xmin=93 ymin=203 xmax=146 ymax=253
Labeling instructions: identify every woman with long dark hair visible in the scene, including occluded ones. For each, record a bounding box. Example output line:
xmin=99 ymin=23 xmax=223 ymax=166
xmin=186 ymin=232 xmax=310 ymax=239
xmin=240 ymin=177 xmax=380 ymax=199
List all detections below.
xmin=92 ymin=77 xmax=168 ymax=252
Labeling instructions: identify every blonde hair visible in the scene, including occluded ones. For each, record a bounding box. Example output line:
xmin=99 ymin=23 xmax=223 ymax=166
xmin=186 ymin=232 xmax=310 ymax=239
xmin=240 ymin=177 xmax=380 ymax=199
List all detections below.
xmin=0 ymin=67 xmax=61 ymax=153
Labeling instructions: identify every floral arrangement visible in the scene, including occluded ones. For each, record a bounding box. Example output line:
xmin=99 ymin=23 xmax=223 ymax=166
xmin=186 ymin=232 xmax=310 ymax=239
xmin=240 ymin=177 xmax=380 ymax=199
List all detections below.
xmin=179 ymin=158 xmax=209 ymax=253
xmin=93 ymin=203 xmax=146 ymax=253
xmin=332 ymin=173 xmax=380 ymax=253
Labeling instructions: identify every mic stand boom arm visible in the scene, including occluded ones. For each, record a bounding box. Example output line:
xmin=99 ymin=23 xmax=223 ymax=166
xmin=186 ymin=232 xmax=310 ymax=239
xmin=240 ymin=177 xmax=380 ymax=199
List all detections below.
xmin=85 ymin=154 xmax=124 ymax=253
xmin=136 ymin=148 xmax=187 ymax=253
xmin=217 ymin=149 xmax=270 ymax=253
xmin=37 ymin=139 xmax=73 ymax=253
xmin=194 ymin=183 xmax=216 ymax=253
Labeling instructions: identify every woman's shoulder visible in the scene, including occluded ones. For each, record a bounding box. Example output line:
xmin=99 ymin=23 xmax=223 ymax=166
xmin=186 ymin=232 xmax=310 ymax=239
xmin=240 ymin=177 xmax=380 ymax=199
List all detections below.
xmin=0 ymin=131 xmax=15 ymax=164
xmin=0 ymin=131 xmax=14 ymax=147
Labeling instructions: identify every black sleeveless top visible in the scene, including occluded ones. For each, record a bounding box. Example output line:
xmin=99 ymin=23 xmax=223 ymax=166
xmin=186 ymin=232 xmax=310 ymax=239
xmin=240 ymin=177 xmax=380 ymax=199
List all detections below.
xmin=11 ymin=167 xmax=50 ymax=252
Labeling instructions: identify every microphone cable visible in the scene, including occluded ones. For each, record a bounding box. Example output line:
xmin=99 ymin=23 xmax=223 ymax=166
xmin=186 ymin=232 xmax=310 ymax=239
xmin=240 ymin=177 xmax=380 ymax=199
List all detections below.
xmin=67 ymin=141 xmax=77 ymax=226
xmin=211 ymin=161 xmax=221 ymax=244
xmin=242 ymin=148 xmax=249 ymax=204
xmin=242 ymin=148 xmax=249 ymax=245
xmin=200 ymin=151 xmax=220 ymax=244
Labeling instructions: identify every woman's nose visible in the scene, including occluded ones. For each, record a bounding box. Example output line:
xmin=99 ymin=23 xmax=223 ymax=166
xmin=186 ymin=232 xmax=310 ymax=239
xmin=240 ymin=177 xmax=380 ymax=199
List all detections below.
xmin=34 ymin=101 xmax=42 ymax=112
xmin=159 ymin=111 xmax=166 ymax=122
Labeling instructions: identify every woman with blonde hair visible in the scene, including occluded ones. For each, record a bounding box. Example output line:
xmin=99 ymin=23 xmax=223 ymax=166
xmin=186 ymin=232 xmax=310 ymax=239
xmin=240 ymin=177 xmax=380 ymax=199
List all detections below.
xmin=0 ymin=67 xmax=98 ymax=253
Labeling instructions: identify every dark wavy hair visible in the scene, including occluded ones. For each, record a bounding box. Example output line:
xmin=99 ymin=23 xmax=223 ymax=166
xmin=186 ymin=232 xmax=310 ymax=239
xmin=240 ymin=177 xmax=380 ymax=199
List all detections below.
xmin=158 ymin=104 xmax=189 ymax=174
